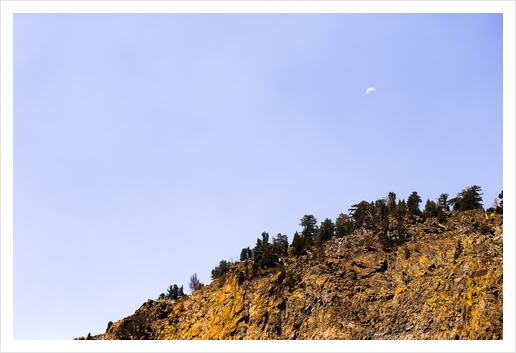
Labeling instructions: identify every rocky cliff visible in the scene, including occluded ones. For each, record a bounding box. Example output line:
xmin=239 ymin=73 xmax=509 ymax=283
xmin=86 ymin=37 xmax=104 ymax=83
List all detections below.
xmin=78 ymin=209 xmax=503 ymax=340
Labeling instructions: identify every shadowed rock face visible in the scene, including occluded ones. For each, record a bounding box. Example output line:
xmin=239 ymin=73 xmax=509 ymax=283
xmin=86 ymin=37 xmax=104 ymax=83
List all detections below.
xmin=84 ymin=209 xmax=502 ymax=340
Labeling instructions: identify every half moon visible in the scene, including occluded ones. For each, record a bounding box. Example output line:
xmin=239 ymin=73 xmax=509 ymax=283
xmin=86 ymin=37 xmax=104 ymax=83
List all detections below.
xmin=366 ymin=87 xmax=376 ymax=94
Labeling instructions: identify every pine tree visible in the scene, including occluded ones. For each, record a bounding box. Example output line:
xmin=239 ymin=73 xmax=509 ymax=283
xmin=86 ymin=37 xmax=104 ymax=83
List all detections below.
xmin=335 ymin=213 xmax=352 ymax=237
xmin=349 ymin=201 xmax=370 ymax=231
xmin=423 ymin=199 xmax=438 ymax=219
xmin=272 ymin=233 xmax=289 ymax=258
xmin=252 ymin=237 xmax=264 ymax=273
xmin=449 ymin=185 xmax=484 ymax=211
xmin=367 ymin=201 xmax=377 ymax=228
xmin=448 ymin=195 xmax=460 ymax=211
xmin=497 ymin=191 xmax=503 ymax=214
xmin=290 ymin=231 xmax=304 ymax=256
xmin=300 ymin=215 xmax=318 ymax=250
xmin=240 ymin=247 xmax=253 ymax=261
xmin=374 ymin=198 xmax=388 ymax=224
xmin=407 ymin=192 xmax=422 ymax=215
xmin=166 ymin=284 xmax=180 ymax=299
xmin=460 ymin=185 xmax=483 ymax=211
xmin=387 ymin=192 xmax=397 ymax=215
xmin=438 ymin=193 xmax=450 ymax=212
xmin=240 ymin=247 xmax=247 ymax=261
xmin=318 ymin=218 xmax=335 ymax=242
xmin=397 ymin=199 xmax=407 ymax=217
xmin=260 ymin=232 xmax=276 ymax=268
xmin=251 ymin=232 xmax=277 ymax=272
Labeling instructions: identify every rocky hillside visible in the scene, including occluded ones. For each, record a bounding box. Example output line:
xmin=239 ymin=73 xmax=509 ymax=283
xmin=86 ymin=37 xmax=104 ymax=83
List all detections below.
xmin=77 ymin=209 xmax=503 ymax=340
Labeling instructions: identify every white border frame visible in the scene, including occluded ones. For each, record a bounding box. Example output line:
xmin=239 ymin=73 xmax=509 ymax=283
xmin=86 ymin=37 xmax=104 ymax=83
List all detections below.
xmin=1 ymin=1 xmax=514 ymax=352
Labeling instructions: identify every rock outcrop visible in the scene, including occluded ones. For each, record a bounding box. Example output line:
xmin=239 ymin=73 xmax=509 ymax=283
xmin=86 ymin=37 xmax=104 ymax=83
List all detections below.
xmin=81 ymin=209 xmax=503 ymax=340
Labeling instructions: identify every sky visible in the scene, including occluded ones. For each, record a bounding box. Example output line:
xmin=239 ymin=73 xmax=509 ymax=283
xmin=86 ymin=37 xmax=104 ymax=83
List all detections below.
xmin=10 ymin=11 xmax=506 ymax=341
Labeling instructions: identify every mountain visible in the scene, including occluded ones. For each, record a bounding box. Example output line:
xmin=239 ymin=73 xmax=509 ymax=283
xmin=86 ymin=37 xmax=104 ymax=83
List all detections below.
xmin=76 ymin=209 xmax=502 ymax=340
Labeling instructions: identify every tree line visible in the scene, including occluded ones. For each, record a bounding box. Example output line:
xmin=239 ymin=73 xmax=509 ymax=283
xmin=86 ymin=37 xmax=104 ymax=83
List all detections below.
xmin=161 ymin=185 xmax=502 ymax=296
xmin=210 ymin=185 xmax=502 ymax=281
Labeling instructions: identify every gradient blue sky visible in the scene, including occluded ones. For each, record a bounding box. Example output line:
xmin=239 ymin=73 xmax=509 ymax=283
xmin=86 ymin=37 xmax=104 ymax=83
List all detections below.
xmin=10 ymin=11 xmax=506 ymax=342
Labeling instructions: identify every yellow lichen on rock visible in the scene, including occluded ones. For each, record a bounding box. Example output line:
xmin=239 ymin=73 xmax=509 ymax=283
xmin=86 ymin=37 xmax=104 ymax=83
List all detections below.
xmin=87 ymin=210 xmax=502 ymax=340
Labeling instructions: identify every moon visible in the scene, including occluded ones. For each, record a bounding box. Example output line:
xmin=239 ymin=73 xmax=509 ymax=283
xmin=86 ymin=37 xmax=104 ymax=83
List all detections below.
xmin=366 ymin=87 xmax=376 ymax=94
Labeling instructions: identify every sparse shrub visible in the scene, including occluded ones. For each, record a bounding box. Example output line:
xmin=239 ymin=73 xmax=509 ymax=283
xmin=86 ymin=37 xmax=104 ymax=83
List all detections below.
xmin=106 ymin=321 xmax=113 ymax=332
xmin=211 ymin=260 xmax=231 ymax=280
xmin=189 ymin=273 xmax=204 ymax=292
xmin=454 ymin=239 xmax=463 ymax=262
xmin=487 ymin=197 xmax=499 ymax=214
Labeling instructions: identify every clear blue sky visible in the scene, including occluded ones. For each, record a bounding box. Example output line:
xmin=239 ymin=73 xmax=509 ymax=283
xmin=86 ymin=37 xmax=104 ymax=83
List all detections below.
xmin=13 ymin=13 xmax=503 ymax=340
